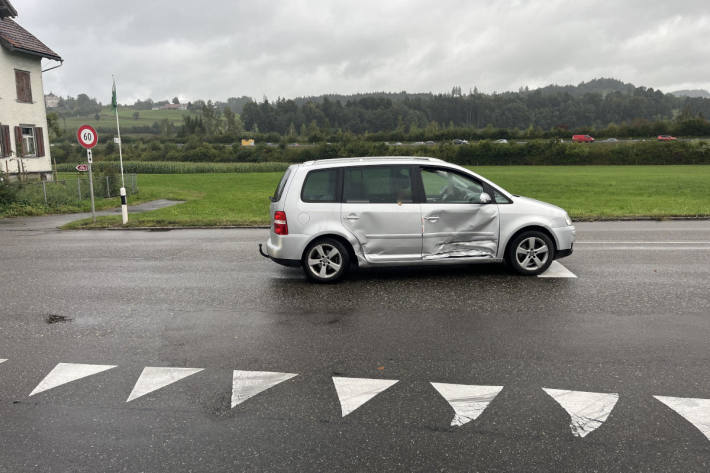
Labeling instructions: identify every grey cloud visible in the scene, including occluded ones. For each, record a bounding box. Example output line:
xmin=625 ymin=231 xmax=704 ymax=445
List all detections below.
xmin=14 ymin=0 xmax=710 ymax=103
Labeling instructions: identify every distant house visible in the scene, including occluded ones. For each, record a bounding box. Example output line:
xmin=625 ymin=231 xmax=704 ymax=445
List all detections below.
xmin=44 ymin=92 xmax=59 ymax=108
xmin=157 ymin=103 xmax=188 ymax=111
xmin=0 ymin=0 xmax=62 ymax=180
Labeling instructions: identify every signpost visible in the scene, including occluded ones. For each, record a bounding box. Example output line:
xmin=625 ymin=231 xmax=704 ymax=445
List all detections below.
xmin=77 ymin=125 xmax=98 ymax=223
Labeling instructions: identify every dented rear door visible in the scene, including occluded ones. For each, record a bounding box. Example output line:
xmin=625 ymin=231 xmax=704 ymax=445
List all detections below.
xmin=419 ymin=167 xmax=499 ymax=260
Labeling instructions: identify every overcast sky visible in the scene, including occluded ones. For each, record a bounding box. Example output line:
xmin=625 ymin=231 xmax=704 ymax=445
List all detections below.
xmin=14 ymin=0 xmax=710 ymax=104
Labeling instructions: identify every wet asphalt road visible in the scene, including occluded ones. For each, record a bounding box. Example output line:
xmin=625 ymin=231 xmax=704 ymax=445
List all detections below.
xmin=1 ymin=219 xmax=709 ymax=472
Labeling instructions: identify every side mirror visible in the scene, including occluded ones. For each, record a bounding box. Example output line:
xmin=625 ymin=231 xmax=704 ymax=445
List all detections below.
xmin=479 ymin=192 xmax=492 ymax=204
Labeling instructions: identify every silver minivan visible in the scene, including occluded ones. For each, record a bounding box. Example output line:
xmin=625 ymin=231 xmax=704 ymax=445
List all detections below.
xmin=259 ymin=157 xmax=575 ymax=282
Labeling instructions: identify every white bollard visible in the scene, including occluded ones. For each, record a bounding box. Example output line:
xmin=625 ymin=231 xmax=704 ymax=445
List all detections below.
xmin=120 ymin=187 xmax=128 ymax=224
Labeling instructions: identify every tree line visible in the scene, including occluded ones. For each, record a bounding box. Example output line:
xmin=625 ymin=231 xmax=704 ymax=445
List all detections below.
xmin=239 ymin=79 xmax=710 ymax=136
xmin=49 ymin=78 xmax=710 ymax=144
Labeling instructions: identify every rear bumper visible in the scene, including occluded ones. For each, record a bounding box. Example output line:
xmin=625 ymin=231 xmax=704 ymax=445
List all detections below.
xmin=259 ymin=242 xmax=302 ymax=267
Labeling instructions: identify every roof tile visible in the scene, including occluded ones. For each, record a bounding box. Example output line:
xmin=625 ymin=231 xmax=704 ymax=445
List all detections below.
xmin=0 ymin=17 xmax=61 ymax=60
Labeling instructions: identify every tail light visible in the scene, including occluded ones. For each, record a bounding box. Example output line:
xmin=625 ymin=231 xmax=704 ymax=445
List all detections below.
xmin=274 ymin=211 xmax=288 ymax=235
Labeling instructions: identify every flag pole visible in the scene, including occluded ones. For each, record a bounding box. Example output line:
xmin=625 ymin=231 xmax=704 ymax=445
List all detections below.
xmin=112 ymin=76 xmax=128 ymax=224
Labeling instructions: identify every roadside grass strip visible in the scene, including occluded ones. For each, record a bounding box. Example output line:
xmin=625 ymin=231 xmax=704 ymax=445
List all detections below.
xmin=538 ymin=261 xmax=577 ymax=278
xmin=542 ymin=388 xmax=619 ymax=438
xmin=59 ymin=165 xmax=710 ymax=228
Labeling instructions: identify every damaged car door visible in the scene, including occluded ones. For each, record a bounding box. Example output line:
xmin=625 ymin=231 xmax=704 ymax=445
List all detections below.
xmin=341 ymin=165 xmax=422 ymax=263
xmin=419 ymin=167 xmax=499 ymax=260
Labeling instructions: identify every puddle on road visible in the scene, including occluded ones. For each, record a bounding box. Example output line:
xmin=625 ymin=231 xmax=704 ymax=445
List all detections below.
xmin=45 ymin=314 xmax=72 ymax=324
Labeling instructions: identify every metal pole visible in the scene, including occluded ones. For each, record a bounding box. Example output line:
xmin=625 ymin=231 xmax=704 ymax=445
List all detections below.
xmin=87 ymin=149 xmax=96 ymax=223
xmin=114 ymin=77 xmax=125 ymax=189
xmin=42 ymin=180 xmax=47 ymax=205
xmin=106 ymin=176 xmax=111 ymax=197
xmin=114 ymin=76 xmax=127 ymax=224
xmin=77 ymin=176 xmax=81 ymax=201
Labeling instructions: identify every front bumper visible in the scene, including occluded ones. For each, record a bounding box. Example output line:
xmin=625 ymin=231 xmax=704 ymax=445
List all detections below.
xmin=552 ymin=225 xmax=576 ymax=256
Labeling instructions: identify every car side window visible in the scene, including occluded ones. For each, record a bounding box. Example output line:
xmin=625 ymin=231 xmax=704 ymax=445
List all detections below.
xmin=301 ymin=169 xmax=338 ymax=202
xmin=421 ymin=168 xmax=485 ymax=204
xmin=343 ymin=166 xmax=413 ymax=203
xmin=493 ymin=190 xmax=512 ymax=204
xmin=272 ymin=167 xmax=292 ymax=202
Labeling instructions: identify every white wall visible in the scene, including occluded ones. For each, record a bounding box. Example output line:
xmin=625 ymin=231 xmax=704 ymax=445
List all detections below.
xmin=0 ymin=46 xmax=52 ymax=176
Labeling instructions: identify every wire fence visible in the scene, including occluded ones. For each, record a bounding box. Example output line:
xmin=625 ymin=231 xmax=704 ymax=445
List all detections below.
xmin=10 ymin=173 xmax=138 ymax=206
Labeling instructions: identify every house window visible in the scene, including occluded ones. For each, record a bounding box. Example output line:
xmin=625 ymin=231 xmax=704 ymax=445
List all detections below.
xmin=15 ymin=70 xmax=33 ymax=103
xmin=21 ymin=127 xmax=36 ymax=156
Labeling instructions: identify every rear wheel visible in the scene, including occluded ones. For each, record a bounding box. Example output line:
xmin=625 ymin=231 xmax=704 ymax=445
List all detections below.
xmin=302 ymin=238 xmax=350 ymax=283
xmin=506 ymin=231 xmax=554 ymax=276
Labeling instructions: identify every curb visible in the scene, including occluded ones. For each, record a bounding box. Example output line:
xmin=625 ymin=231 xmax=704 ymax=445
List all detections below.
xmin=572 ymin=216 xmax=710 ymax=222
xmin=63 ymin=216 xmax=710 ymax=231
xmin=68 ymin=225 xmax=272 ymax=231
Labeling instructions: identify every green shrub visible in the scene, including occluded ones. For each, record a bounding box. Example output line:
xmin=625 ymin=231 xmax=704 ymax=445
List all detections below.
xmin=0 ymin=176 xmax=18 ymax=205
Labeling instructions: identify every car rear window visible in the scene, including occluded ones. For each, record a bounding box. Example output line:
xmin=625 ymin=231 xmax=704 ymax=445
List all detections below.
xmin=301 ymin=169 xmax=338 ymax=202
xmin=343 ymin=166 xmax=413 ymax=203
xmin=272 ymin=167 xmax=293 ymax=202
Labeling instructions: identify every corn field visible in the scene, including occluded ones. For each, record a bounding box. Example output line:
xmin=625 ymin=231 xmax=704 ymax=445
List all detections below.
xmin=55 ymin=161 xmax=290 ymax=174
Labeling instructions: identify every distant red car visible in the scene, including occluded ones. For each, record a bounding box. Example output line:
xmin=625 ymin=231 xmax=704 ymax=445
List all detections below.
xmin=572 ymin=134 xmax=594 ymax=143
xmin=657 ymin=135 xmax=677 ymax=141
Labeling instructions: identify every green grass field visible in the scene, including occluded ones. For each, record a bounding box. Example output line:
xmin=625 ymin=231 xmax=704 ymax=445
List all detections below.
xmin=60 ymin=165 xmax=710 ymax=229
xmin=59 ymin=106 xmax=194 ymax=134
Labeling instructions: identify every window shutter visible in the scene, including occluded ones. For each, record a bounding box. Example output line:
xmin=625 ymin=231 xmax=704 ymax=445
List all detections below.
xmin=25 ymin=73 xmax=33 ymax=102
xmin=4 ymin=126 xmax=11 ymax=157
xmin=14 ymin=126 xmax=24 ymax=156
xmin=0 ymin=125 xmax=8 ymax=157
xmin=35 ymin=127 xmax=45 ymax=157
xmin=15 ymin=70 xmax=23 ymax=101
xmin=15 ymin=70 xmax=32 ymax=103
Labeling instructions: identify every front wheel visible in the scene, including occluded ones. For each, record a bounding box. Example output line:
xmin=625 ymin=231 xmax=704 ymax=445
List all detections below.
xmin=505 ymin=231 xmax=554 ymax=276
xmin=302 ymin=238 xmax=350 ymax=283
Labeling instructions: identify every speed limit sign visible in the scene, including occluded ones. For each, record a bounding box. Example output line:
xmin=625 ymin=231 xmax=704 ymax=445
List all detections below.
xmin=77 ymin=125 xmax=98 ymax=149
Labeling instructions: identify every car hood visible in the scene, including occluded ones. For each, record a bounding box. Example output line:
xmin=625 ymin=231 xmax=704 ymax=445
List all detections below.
xmin=513 ymin=195 xmax=567 ymax=216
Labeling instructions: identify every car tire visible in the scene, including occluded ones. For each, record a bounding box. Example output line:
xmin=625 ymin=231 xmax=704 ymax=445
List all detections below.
xmin=302 ymin=238 xmax=350 ymax=283
xmin=505 ymin=230 xmax=555 ymax=276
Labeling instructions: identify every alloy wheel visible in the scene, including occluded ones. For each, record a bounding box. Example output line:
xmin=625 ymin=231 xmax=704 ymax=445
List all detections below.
xmin=515 ymin=236 xmax=549 ymax=271
xmin=306 ymin=243 xmax=343 ymax=279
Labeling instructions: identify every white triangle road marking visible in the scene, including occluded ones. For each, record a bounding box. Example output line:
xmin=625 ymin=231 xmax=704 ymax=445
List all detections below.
xmin=431 ymin=383 xmax=503 ymax=426
xmin=231 ymin=370 xmax=298 ymax=408
xmin=654 ymin=395 xmax=710 ymax=442
xmin=126 ymin=366 xmax=204 ymax=402
xmin=543 ymin=388 xmax=619 ymax=438
xmin=538 ymin=261 xmax=577 ymax=278
xmin=333 ymin=376 xmax=398 ymax=417
xmin=0 ymin=359 xmax=6 ymax=364
xmin=29 ymin=363 xmax=117 ymax=396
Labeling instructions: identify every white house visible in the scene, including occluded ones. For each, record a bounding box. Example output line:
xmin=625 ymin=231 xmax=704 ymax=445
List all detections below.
xmin=44 ymin=92 xmax=59 ymax=108
xmin=0 ymin=0 xmax=62 ymax=180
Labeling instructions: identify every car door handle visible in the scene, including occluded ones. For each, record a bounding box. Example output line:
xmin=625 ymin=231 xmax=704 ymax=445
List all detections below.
xmin=424 ymin=216 xmax=439 ymax=222
xmin=345 ymin=214 xmax=360 ymax=220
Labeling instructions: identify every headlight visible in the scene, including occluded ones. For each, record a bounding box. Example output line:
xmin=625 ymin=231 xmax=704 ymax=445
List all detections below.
xmin=564 ymin=213 xmax=572 ymax=226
